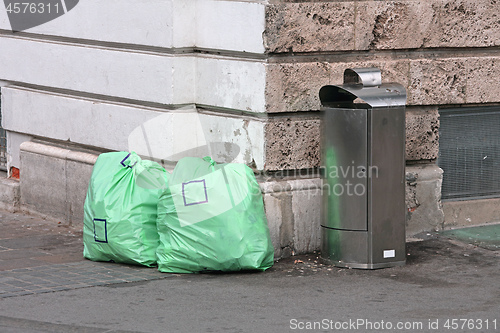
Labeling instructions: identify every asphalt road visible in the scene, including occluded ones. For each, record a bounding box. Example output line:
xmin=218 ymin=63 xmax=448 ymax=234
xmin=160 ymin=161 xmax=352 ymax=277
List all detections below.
xmin=1 ymin=231 xmax=499 ymax=333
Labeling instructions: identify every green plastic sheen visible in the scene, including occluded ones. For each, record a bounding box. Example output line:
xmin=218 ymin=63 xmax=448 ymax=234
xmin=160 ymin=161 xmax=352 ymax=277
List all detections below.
xmin=83 ymin=152 xmax=167 ymax=267
xmin=156 ymin=157 xmax=274 ymax=273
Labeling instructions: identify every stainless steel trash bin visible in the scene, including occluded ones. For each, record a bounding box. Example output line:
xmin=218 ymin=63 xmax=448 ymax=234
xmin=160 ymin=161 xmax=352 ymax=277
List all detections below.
xmin=319 ymin=68 xmax=406 ymax=269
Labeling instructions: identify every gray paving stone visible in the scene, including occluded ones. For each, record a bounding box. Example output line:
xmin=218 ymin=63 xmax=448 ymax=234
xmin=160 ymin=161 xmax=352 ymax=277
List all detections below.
xmin=0 ymin=259 xmax=174 ymax=298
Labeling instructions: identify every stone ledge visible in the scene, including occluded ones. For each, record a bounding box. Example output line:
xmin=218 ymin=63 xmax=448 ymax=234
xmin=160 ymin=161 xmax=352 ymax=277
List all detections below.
xmin=20 ymin=141 xmax=98 ymax=165
xmin=260 ymin=177 xmax=322 ymax=194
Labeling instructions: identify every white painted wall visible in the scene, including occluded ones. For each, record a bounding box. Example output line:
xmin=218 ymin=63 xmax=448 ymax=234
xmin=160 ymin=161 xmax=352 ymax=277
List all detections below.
xmin=0 ymin=0 xmax=269 ymax=171
xmin=0 ymin=36 xmax=192 ymax=104
xmin=0 ymin=37 xmax=266 ymax=110
xmin=2 ymin=86 xmax=266 ymax=169
xmin=0 ymin=0 xmax=176 ymax=47
xmin=6 ymin=132 xmax=32 ymax=170
xmin=196 ymin=56 xmax=267 ymax=112
xmin=196 ymin=1 xmax=266 ymax=53
xmin=0 ymin=0 xmax=266 ymax=52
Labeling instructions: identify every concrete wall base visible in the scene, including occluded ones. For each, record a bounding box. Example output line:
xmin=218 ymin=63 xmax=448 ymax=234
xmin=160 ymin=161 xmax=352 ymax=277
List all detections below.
xmin=0 ymin=175 xmax=20 ymax=213
xmin=405 ymin=164 xmax=445 ymax=235
xmin=443 ymin=198 xmax=500 ymax=229
xmin=19 ymin=141 xmax=98 ymax=226
xmin=261 ymin=178 xmax=322 ymax=259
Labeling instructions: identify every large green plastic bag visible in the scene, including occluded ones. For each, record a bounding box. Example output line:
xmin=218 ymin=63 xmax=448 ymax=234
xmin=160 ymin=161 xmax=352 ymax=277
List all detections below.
xmin=156 ymin=157 xmax=274 ymax=273
xmin=83 ymin=151 xmax=167 ymax=266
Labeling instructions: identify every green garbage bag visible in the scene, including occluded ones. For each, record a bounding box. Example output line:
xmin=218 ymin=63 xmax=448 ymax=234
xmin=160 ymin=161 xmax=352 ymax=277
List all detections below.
xmin=156 ymin=157 xmax=274 ymax=273
xmin=83 ymin=151 xmax=167 ymax=266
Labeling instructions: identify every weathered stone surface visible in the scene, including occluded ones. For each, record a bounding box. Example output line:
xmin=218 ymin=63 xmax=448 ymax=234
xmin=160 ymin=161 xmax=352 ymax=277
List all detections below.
xmin=265 ymin=0 xmax=500 ymax=53
xmin=263 ymin=106 xmax=439 ymax=170
xmin=466 ymin=57 xmax=500 ymax=104
xmin=356 ymin=1 xmax=435 ymax=50
xmin=264 ymin=117 xmax=320 ymax=171
xmin=425 ymin=0 xmax=500 ymax=48
xmin=266 ymin=60 xmax=409 ymax=113
xmin=292 ymin=188 xmax=321 ymax=253
xmin=405 ymin=107 xmax=439 ymax=161
xmin=264 ymin=54 xmax=500 ymax=169
xmin=264 ymin=2 xmax=355 ymax=53
xmin=265 ymin=62 xmax=330 ymax=113
xmin=358 ymin=0 xmax=500 ymax=50
xmin=266 ymin=56 xmax=500 ymax=112
xmin=409 ymin=58 xmax=467 ymax=105
xmin=405 ymin=164 xmax=444 ymax=235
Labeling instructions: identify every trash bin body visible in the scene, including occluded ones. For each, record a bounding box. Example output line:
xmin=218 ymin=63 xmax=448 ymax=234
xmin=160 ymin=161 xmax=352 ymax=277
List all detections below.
xmin=320 ymin=68 xmax=406 ymax=269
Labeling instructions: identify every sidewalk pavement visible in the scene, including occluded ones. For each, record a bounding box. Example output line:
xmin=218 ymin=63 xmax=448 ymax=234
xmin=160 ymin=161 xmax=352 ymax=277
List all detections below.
xmin=0 ymin=209 xmax=499 ymax=333
xmin=0 ymin=210 xmax=83 ymax=272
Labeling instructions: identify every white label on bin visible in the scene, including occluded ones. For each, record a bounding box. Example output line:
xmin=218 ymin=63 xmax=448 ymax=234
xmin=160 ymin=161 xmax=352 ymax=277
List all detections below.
xmin=383 ymin=250 xmax=396 ymax=258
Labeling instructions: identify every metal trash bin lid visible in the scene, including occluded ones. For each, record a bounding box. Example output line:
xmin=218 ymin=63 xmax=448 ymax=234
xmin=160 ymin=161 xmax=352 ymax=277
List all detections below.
xmin=319 ymin=68 xmax=407 ymax=109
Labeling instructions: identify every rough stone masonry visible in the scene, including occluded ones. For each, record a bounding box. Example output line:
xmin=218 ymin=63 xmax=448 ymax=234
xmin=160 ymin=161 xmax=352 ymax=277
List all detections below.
xmin=2 ymin=0 xmax=499 ymax=258
xmin=261 ymin=0 xmax=500 ymax=245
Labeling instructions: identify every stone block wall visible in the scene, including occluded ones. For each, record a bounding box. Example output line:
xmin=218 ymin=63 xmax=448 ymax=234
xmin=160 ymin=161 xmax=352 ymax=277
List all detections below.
xmin=1 ymin=0 xmax=497 ymax=257
xmin=262 ymin=0 xmax=500 ymax=239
